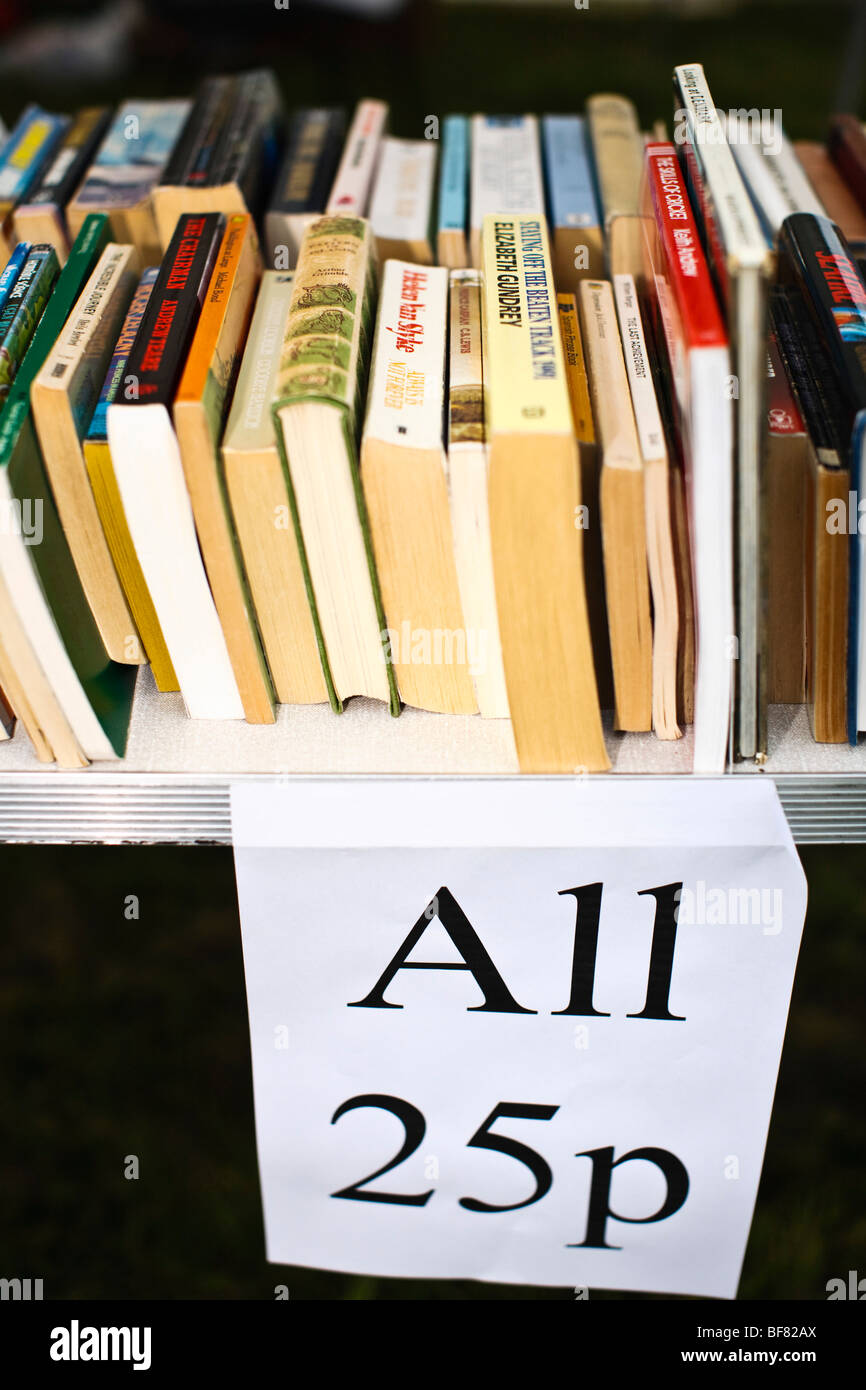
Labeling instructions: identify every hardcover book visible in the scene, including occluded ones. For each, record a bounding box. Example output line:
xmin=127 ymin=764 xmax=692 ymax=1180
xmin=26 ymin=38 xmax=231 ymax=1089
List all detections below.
xmin=270 ymin=214 xmax=400 ymax=715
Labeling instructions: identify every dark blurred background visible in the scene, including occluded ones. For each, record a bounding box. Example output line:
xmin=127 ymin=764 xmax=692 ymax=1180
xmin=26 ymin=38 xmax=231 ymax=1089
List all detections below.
xmin=0 ymin=0 xmax=864 ymax=1302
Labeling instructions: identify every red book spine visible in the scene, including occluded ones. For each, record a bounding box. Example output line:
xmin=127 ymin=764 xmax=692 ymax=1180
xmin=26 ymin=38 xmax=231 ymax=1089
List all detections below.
xmin=644 ymin=141 xmax=727 ymax=351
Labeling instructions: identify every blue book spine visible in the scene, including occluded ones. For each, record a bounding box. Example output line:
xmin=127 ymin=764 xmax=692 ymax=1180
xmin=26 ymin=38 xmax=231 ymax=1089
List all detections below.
xmin=0 ymin=106 xmax=68 ymax=208
xmin=438 ymin=115 xmax=468 ymax=235
xmin=542 ymin=115 xmax=601 ymax=231
xmin=0 ymin=242 xmax=30 ymax=318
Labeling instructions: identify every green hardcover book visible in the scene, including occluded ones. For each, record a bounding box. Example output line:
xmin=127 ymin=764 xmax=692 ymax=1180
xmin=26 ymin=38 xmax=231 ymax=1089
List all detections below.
xmin=0 ymin=244 xmax=59 ymax=398
xmin=0 ymin=213 xmax=136 ymax=763
xmin=270 ymin=214 xmax=400 ymax=715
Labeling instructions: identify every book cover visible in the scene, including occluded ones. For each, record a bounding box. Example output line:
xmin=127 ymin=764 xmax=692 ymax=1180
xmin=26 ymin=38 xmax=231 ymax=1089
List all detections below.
xmin=265 ymin=107 xmax=346 ymax=267
xmin=73 ymin=100 xmax=190 ymax=210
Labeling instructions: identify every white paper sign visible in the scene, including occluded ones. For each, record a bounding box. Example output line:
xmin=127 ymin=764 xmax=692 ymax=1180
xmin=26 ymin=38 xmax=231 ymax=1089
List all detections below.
xmin=231 ymin=778 xmax=806 ymax=1299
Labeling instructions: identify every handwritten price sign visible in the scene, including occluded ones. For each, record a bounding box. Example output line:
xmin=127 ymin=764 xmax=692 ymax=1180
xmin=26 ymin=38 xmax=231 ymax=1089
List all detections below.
xmin=231 ymin=778 xmax=806 ymax=1298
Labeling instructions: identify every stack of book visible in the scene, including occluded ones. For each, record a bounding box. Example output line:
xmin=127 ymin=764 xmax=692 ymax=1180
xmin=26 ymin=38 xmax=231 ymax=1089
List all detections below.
xmin=0 ymin=67 xmax=864 ymax=774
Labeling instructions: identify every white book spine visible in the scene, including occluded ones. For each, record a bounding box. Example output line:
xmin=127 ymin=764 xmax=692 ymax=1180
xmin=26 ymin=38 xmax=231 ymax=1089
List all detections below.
xmin=674 ymin=64 xmax=770 ymax=268
xmin=369 ymin=138 xmax=437 ymax=244
xmin=470 ymin=116 xmax=546 ymax=233
xmin=325 ymin=99 xmax=388 ymax=216
xmin=363 ymin=260 xmax=448 ymax=450
xmin=613 ymin=273 xmax=667 ymax=463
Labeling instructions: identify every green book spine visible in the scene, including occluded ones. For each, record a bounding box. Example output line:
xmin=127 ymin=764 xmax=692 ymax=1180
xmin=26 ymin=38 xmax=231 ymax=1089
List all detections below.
xmin=270 ymin=215 xmax=400 ymax=717
xmin=0 ymin=212 xmax=134 ymax=757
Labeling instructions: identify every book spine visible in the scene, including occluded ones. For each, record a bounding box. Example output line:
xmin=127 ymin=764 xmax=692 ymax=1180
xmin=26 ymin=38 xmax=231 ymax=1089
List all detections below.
xmin=212 ymin=70 xmax=284 ymax=192
xmin=171 ymin=77 xmax=235 ymax=188
xmin=447 ymin=269 xmax=484 ymax=449
xmin=275 ymin=215 xmax=372 ymax=420
xmin=87 ymin=265 xmax=159 ymax=442
xmin=480 ymin=213 xmax=572 ymax=436
xmin=270 ymin=108 xmax=346 ymax=216
xmin=363 ymin=260 xmax=447 ymax=448
xmin=0 ymin=106 xmax=67 ymax=220
xmin=780 ymin=212 xmax=866 ymax=417
xmin=369 ymin=138 xmax=436 ymax=244
xmin=438 ymin=115 xmax=468 ymax=235
xmin=123 ymin=212 xmax=224 ymax=405
xmin=644 ymin=142 xmax=728 ymax=348
xmin=673 ymin=64 xmax=770 ymax=298
xmin=585 ymin=93 xmax=643 ymax=225
xmin=326 ymin=99 xmax=388 ymax=216
xmin=613 ymin=272 xmax=667 ymax=462
xmin=556 ymin=292 xmax=594 ymax=444
xmin=26 ymin=107 xmax=113 ymax=211
xmin=0 ymin=242 xmax=30 ymax=319
xmin=471 ymin=115 xmax=546 ymax=228
xmin=0 ymin=245 xmax=59 ymax=396
xmin=542 ymin=114 xmax=601 ymax=232
xmin=223 ymin=270 xmax=294 ymax=451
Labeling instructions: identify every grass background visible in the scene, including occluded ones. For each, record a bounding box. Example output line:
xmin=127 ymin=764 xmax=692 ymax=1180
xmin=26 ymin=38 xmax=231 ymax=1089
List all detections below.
xmin=0 ymin=0 xmax=863 ymax=1300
